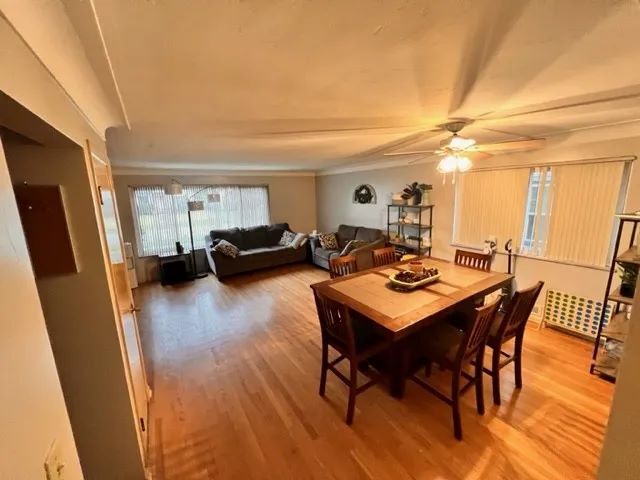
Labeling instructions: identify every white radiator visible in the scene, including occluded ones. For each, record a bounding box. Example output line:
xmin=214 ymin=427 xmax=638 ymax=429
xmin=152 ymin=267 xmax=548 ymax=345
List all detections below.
xmin=543 ymin=289 xmax=611 ymax=338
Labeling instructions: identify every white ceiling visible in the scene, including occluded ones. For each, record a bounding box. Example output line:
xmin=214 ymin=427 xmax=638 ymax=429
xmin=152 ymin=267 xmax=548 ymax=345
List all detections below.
xmin=58 ymin=0 xmax=640 ymax=171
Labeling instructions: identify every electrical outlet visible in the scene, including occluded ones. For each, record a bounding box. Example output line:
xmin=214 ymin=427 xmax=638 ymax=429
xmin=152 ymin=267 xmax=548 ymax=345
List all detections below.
xmin=44 ymin=440 xmax=65 ymax=480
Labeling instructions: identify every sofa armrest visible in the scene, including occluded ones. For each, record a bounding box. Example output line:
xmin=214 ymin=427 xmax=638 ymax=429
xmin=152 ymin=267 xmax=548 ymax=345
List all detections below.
xmin=309 ymin=236 xmax=320 ymax=252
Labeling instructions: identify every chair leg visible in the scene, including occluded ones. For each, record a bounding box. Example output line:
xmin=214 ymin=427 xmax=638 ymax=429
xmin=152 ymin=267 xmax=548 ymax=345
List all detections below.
xmin=491 ymin=347 xmax=501 ymax=406
xmin=319 ymin=342 xmax=328 ymax=397
xmin=452 ymin=372 xmax=462 ymax=440
xmin=346 ymin=359 xmax=358 ymax=425
xmin=424 ymin=360 xmax=432 ymax=377
xmin=475 ymin=350 xmax=485 ymax=415
xmin=514 ymin=334 xmax=524 ymax=389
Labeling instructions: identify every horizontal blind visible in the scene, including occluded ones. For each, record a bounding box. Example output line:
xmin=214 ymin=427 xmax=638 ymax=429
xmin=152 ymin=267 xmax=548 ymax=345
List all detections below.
xmin=131 ymin=185 xmax=270 ymax=257
xmin=455 ymin=168 xmax=530 ymax=249
xmin=544 ymin=162 xmax=624 ymax=266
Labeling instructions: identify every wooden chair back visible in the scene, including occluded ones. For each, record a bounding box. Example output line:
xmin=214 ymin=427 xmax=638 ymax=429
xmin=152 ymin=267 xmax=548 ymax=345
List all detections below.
xmin=313 ymin=290 xmax=355 ymax=354
xmin=496 ymin=281 xmax=544 ymax=341
xmin=372 ymin=246 xmax=397 ymax=267
xmin=329 ymin=255 xmax=358 ymax=279
xmin=454 ymin=249 xmax=492 ymax=272
xmin=457 ymin=296 xmax=503 ymax=364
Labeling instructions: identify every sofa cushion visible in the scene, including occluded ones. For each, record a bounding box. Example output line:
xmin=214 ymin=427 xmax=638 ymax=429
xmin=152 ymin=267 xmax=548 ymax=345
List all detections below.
xmin=356 ymin=227 xmax=382 ymax=243
xmin=210 ymin=227 xmax=242 ymax=249
xmin=279 ymin=230 xmax=296 ymax=246
xmin=340 ymin=239 xmax=369 ymax=256
xmin=314 ymin=247 xmax=340 ymax=261
xmin=266 ymin=222 xmax=290 ymax=245
xmin=319 ymin=232 xmax=339 ymax=250
xmin=213 ymin=239 xmax=240 ymax=258
xmin=241 ymin=225 xmax=268 ymax=250
xmin=337 ymin=224 xmax=358 ymax=248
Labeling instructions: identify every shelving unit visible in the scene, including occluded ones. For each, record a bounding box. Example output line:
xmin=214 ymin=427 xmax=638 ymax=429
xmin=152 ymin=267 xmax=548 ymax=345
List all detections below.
xmin=591 ymin=213 xmax=640 ymax=381
xmin=386 ymin=204 xmax=433 ymax=257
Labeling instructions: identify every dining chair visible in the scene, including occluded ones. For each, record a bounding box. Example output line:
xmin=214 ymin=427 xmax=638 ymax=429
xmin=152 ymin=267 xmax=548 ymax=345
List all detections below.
xmin=484 ymin=281 xmax=544 ymax=405
xmin=454 ymin=249 xmax=492 ymax=272
xmin=372 ymin=246 xmax=397 ymax=267
xmin=313 ymin=291 xmax=391 ymax=424
xmin=411 ymin=295 xmax=503 ymax=440
xmin=329 ymin=255 xmax=358 ymax=278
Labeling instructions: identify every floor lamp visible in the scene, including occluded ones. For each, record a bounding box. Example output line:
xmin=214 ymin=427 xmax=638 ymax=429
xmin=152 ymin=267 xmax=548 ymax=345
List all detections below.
xmin=165 ymin=180 xmax=220 ymax=280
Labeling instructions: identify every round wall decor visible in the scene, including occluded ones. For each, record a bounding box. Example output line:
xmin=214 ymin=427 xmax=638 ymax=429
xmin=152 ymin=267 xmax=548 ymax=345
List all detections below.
xmin=353 ymin=184 xmax=376 ymax=204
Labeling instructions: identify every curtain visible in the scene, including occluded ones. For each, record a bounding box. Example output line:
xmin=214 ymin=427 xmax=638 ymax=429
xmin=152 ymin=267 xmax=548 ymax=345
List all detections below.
xmin=544 ymin=162 xmax=625 ymax=266
xmin=454 ymin=168 xmax=530 ymax=249
xmin=131 ymin=185 xmax=270 ymax=257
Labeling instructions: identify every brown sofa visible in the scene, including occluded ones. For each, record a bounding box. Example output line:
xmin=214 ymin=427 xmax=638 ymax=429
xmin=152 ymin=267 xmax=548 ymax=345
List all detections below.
xmin=205 ymin=223 xmax=307 ymax=278
xmin=310 ymin=224 xmax=385 ymax=271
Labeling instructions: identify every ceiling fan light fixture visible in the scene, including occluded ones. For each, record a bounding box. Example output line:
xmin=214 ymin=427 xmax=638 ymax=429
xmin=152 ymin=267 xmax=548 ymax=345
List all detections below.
xmin=437 ymin=155 xmax=458 ymax=173
xmin=446 ymin=134 xmax=476 ymax=151
xmin=457 ymin=155 xmax=472 ymax=172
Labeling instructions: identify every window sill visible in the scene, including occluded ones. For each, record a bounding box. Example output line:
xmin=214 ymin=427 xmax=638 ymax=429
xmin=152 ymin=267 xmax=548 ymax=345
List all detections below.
xmin=449 ymin=243 xmax=608 ymax=272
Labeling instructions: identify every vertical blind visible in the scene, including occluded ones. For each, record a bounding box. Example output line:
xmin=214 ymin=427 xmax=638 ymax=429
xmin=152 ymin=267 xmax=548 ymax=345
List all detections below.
xmin=454 ymin=168 xmax=531 ymax=248
xmin=544 ymin=162 xmax=625 ymax=266
xmin=131 ymin=185 xmax=270 ymax=257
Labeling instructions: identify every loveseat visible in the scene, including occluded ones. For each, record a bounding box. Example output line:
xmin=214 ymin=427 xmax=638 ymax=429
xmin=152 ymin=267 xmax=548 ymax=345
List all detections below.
xmin=205 ymin=223 xmax=307 ymax=278
xmin=310 ymin=224 xmax=385 ymax=271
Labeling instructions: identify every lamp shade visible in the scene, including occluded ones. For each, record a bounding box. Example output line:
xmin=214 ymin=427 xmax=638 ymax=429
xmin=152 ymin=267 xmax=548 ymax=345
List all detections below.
xmin=164 ymin=183 xmax=183 ymax=195
xmin=187 ymin=200 xmax=205 ymax=211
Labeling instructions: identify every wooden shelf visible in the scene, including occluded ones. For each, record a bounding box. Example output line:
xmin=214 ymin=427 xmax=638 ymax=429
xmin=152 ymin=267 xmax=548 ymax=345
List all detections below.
xmin=608 ymin=287 xmax=635 ymax=305
xmin=388 ymin=222 xmax=432 ymax=229
xmin=389 ymin=241 xmax=431 ymax=251
xmin=600 ymin=312 xmax=630 ymax=343
xmin=388 ymin=204 xmax=434 ymax=209
xmin=615 ymin=247 xmax=640 ymax=265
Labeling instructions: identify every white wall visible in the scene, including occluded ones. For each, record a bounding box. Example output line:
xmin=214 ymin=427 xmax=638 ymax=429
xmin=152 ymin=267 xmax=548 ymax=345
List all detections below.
xmin=316 ymin=136 xmax=640 ymax=308
xmin=113 ymin=171 xmax=317 ymax=282
xmin=5 ymin=144 xmax=145 ymax=480
xmin=0 ymin=139 xmax=84 ymax=479
xmin=0 ymin=15 xmax=108 ymax=159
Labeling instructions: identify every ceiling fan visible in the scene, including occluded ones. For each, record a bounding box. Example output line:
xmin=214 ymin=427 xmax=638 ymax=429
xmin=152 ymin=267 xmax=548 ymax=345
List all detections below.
xmin=383 ymin=119 xmax=546 ymax=169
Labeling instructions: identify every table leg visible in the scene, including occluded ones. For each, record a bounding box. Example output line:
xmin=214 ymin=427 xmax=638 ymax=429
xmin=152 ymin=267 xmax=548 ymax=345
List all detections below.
xmin=389 ymin=339 xmax=410 ymax=398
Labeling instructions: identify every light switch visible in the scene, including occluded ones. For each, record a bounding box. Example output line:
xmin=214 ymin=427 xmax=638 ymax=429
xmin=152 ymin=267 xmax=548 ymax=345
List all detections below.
xmin=44 ymin=440 xmax=65 ymax=480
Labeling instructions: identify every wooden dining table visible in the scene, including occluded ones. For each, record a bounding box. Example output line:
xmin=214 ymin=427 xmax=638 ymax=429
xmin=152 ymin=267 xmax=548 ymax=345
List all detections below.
xmin=310 ymin=255 xmax=513 ymax=397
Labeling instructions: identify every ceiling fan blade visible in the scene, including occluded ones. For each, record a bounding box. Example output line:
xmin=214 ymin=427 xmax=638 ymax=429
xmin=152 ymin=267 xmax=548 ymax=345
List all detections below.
xmin=475 ymin=138 xmax=546 ymax=152
xmin=466 ymin=151 xmax=493 ymax=161
xmin=384 ymin=149 xmax=438 ymax=157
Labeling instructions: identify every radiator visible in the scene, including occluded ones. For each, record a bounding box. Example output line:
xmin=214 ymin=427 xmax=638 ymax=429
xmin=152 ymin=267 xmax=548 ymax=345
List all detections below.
xmin=543 ymin=289 xmax=611 ymax=338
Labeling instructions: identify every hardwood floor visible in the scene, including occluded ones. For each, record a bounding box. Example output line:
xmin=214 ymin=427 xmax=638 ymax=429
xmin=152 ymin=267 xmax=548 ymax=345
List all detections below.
xmin=135 ymin=264 xmax=614 ymax=480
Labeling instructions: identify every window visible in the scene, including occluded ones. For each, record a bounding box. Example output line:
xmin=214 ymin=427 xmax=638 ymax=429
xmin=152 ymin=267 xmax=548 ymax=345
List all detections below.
xmin=131 ymin=185 xmax=270 ymax=257
xmin=521 ymin=168 xmax=552 ymax=255
xmin=454 ymin=161 xmax=629 ymax=267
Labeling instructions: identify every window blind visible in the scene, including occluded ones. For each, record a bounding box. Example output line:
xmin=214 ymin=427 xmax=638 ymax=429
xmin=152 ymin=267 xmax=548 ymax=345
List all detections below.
xmin=454 ymin=168 xmax=530 ymax=249
xmin=544 ymin=162 xmax=625 ymax=266
xmin=131 ymin=185 xmax=270 ymax=257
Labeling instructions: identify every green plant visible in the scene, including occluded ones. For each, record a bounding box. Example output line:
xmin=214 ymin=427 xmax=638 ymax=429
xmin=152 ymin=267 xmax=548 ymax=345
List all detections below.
xmin=418 ymin=183 xmax=432 ymax=191
xmin=618 ymin=262 xmax=639 ymax=285
xmin=401 ymin=182 xmax=420 ymax=200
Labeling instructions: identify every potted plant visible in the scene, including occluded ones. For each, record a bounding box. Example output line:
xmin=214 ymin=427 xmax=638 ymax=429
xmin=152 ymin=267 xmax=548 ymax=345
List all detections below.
xmin=401 ymin=182 xmax=421 ymax=205
xmin=618 ymin=262 xmax=638 ymax=297
xmin=419 ymin=183 xmax=433 ymax=206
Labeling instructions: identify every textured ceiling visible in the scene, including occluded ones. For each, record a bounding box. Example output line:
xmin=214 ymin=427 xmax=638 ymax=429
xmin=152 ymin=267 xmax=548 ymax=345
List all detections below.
xmin=62 ymin=0 xmax=640 ymax=170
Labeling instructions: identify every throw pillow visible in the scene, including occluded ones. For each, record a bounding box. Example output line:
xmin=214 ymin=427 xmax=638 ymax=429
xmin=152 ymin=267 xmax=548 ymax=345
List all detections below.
xmin=318 ymin=232 xmax=339 ymax=250
xmin=290 ymin=232 xmax=307 ymax=249
xmin=213 ymin=239 xmax=239 ymax=258
xmin=279 ymin=230 xmax=297 ymax=246
xmin=340 ymin=239 xmax=368 ymax=256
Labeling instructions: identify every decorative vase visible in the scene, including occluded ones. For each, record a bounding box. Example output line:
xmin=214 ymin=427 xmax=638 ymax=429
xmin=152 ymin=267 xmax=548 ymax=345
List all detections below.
xmin=620 ymin=282 xmax=635 ymax=298
xmin=420 ymin=190 xmax=431 ymax=206
xmin=176 ymin=241 xmax=184 ymax=254
xmin=406 ymin=196 xmax=417 ymax=206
